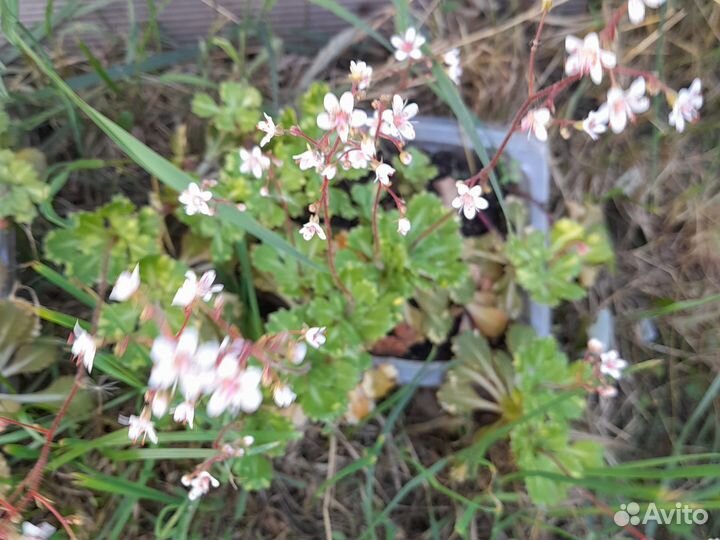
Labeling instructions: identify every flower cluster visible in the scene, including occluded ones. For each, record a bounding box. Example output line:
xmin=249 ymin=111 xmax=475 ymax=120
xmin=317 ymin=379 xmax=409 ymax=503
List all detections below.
xmin=586 ymin=338 xmax=628 ymax=397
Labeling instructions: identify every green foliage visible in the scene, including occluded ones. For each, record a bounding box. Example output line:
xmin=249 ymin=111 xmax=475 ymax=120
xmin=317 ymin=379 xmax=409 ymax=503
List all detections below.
xmin=391 ymin=147 xmax=438 ymax=196
xmin=192 ymin=82 xmax=262 ymax=134
xmin=44 ymin=196 xmax=163 ymax=285
xmin=0 ymin=148 xmax=48 ymax=224
xmin=504 ymin=213 xmax=615 ymax=308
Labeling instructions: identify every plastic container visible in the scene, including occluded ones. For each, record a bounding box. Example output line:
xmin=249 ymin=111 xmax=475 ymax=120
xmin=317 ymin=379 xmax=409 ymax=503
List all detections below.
xmin=373 ymin=116 xmax=551 ymax=387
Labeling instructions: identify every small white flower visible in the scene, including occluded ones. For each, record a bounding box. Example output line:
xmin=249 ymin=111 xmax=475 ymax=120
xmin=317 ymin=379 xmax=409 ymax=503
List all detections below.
xmin=443 ymin=48 xmax=462 ymax=85
xmin=172 ymin=270 xmax=224 ymax=307
xmin=21 ymin=522 xmax=56 ymax=540
xmin=374 ymin=162 xmax=395 ymax=186
xmin=628 ymin=0 xmax=666 ymax=24
xmin=109 ymin=264 xmax=140 ymax=302
xmin=299 ymin=218 xmax=327 ymax=241
xmin=257 ymin=112 xmax=277 ymax=147
xmin=564 ymin=32 xmax=617 ymax=85
xmin=349 ymin=60 xmax=373 ymax=90
xmin=122 ymin=414 xmax=158 ymax=445
xmin=669 ymin=78 xmax=702 ymax=133
xmin=382 ymin=95 xmax=419 ymax=141
xmin=581 ymin=106 xmax=609 ymax=140
xmin=273 ymin=384 xmax=297 ymax=408
xmin=71 ymin=321 xmax=96 ymax=373
xmin=606 ymin=78 xmax=650 ymax=134
xmin=206 ymin=366 xmax=264 ymax=417
xmin=179 ymin=182 xmax=214 ymax=216
xmin=391 ymin=27 xmax=425 ymax=62
xmin=316 ymin=91 xmax=367 ymax=143
xmin=173 ymin=402 xmax=195 ymax=429
xmin=587 ymin=338 xmax=605 ymax=354
xmin=291 ymin=342 xmax=307 ymax=365
xmin=151 ymin=391 xmax=169 ymax=418
xmin=148 ymin=329 xmax=201 ymax=390
xmin=305 ymin=326 xmax=326 ymax=349
xmin=397 ymin=217 xmax=411 ymax=236
xmin=520 ymin=107 xmax=552 ymax=141
xmin=239 ymin=146 xmax=270 ymax=179
xmin=451 ymin=181 xmax=489 ymax=220
xmin=344 ymin=148 xmax=369 ymax=170
xmin=399 ymin=151 xmax=412 ymax=166
xmin=293 ymin=146 xmax=324 ymax=171
xmin=599 ymin=350 xmax=628 ymax=380
xmin=182 ymin=471 xmax=220 ymax=501
xmin=361 ymin=137 xmax=376 ymax=159
xmin=321 ymin=164 xmax=337 ymax=180
xmin=597 ymin=385 xmax=618 ymax=398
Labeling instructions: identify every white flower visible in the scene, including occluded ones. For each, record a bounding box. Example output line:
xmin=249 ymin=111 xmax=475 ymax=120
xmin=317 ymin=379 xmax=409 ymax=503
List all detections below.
xmin=382 ymin=95 xmax=419 ymax=141
xmin=628 ymin=0 xmax=666 ymax=24
xmin=305 ymin=326 xmax=326 ymax=349
xmin=599 ymin=350 xmax=628 ymax=380
xmin=172 ymin=270 xmax=224 ymax=307
xmin=148 ymin=329 xmax=199 ymax=390
xmin=71 ymin=321 xmax=96 ymax=373
xmin=374 ymin=162 xmax=395 ymax=186
xmin=344 ymin=148 xmax=369 ymax=170
xmin=21 ymin=522 xmax=56 ymax=540
xmin=257 ymin=113 xmax=278 ymax=147
xmin=443 ymin=48 xmax=462 ymax=84
xmin=291 ymin=342 xmax=307 ymax=365
xmin=669 ymin=78 xmax=702 ymax=133
xmin=109 ymin=264 xmax=140 ymax=302
xmin=206 ymin=365 xmax=264 ymax=417
xmin=451 ymin=181 xmax=489 ymax=220
xmin=361 ymin=137 xmax=376 ymax=159
xmin=122 ymin=414 xmax=158 ymax=444
xmin=293 ymin=147 xmax=324 ymax=171
xmin=391 ymin=27 xmax=425 ymax=62
xmin=273 ymin=384 xmax=297 ymax=408
xmin=606 ymin=78 xmax=650 ymax=134
xmin=321 ymin=164 xmax=337 ymax=180
xmin=299 ymin=218 xmax=327 ymax=241
xmin=397 ymin=217 xmax=411 ymax=236
xmin=349 ymin=60 xmax=373 ymax=90
xmin=151 ymin=391 xmax=169 ymax=418
xmin=581 ymin=107 xmax=609 ymax=140
xmin=587 ymin=338 xmax=605 ymax=354
xmin=239 ymin=146 xmax=270 ymax=179
xmin=520 ymin=107 xmax=552 ymax=141
xmin=564 ymin=32 xmax=617 ymax=85
xmin=182 ymin=471 xmax=220 ymax=501
xmin=316 ymin=91 xmax=367 ymax=143
xmin=173 ymin=402 xmax=195 ymax=429
xmin=597 ymin=385 xmax=618 ymax=398
xmin=179 ymin=182 xmax=214 ymax=216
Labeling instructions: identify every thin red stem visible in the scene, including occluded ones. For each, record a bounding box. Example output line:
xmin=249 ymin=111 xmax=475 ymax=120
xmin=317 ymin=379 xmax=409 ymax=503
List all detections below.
xmin=527 ymin=8 xmax=549 ymax=96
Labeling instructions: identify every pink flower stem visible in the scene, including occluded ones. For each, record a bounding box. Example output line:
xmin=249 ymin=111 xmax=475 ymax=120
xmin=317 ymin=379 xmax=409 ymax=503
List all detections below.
xmin=610 ymin=66 xmax=673 ymax=94
xmin=527 ymin=6 xmax=549 ymax=96
xmin=33 ymin=491 xmax=78 ymax=540
xmin=371 ymin=183 xmax=383 ymax=261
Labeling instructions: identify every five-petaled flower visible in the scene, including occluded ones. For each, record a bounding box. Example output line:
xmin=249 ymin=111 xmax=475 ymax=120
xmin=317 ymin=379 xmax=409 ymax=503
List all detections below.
xmin=391 ymin=27 xmax=425 ymax=62
xmin=122 ymin=412 xmax=159 ymax=445
xmin=257 ymin=113 xmax=278 ymax=147
xmin=207 ymin=363 xmax=264 ymax=417
xmin=606 ymin=78 xmax=650 ymax=134
xmin=273 ymin=384 xmax=297 ymax=408
xmin=520 ymin=107 xmax=552 ymax=141
xmin=452 ymin=181 xmax=489 ymax=220
xmin=109 ymin=264 xmax=140 ymax=302
xmin=374 ymin=162 xmax=395 ymax=186
xmin=564 ymin=32 xmax=617 ymax=85
xmin=382 ymin=95 xmax=419 ymax=141
xmin=182 ymin=471 xmax=220 ymax=501
xmin=173 ymin=401 xmax=196 ymax=428
xmin=316 ymin=92 xmax=367 ymax=143
xmin=628 ymin=0 xmax=666 ymax=25
xmin=239 ymin=146 xmax=271 ymax=179
xmin=349 ymin=60 xmax=373 ymax=91
xmin=71 ymin=321 xmax=96 ymax=373
xmin=669 ymin=78 xmax=702 ymax=133
xmin=581 ymin=107 xmax=610 ymax=140
xmin=599 ymin=350 xmax=628 ymax=380
xmin=299 ymin=216 xmax=327 ymax=241
xmin=293 ymin=146 xmax=324 ymax=172
xmin=397 ymin=217 xmax=411 ymax=236
xmin=305 ymin=326 xmax=327 ymax=349
xmin=172 ymin=270 xmax=224 ymax=308
xmin=179 ymin=182 xmax=214 ymax=216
